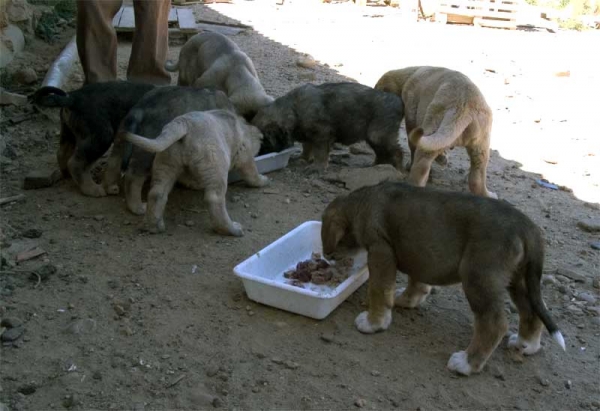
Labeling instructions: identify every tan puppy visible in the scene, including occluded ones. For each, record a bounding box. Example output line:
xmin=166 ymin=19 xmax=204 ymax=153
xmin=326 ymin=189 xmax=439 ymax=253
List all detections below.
xmin=124 ymin=110 xmax=269 ymax=236
xmin=375 ymin=66 xmax=497 ymax=198
xmin=166 ymin=32 xmax=274 ymax=119
xmin=322 ymin=181 xmax=565 ymax=376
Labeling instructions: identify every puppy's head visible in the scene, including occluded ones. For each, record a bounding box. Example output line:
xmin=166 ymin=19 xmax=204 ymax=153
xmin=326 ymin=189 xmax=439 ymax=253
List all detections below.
xmin=374 ymin=70 xmax=406 ymax=95
xmin=321 ymin=195 xmax=354 ymax=257
xmin=251 ymin=103 xmax=295 ymax=155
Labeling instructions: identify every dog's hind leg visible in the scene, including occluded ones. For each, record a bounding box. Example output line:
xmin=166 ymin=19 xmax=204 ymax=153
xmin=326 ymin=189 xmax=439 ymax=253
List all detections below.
xmin=145 ymin=162 xmax=178 ymax=233
xmin=395 ymin=277 xmax=432 ymax=308
xmin=367 ymin=125 xmax=404 ymax=171
xmin=124 ymin=171 xmax=148 ymax=216
xmin=507 ymin=278 xmax=544 ymax=355
xmin=300 ymin=142 xmax=314 ymax=163
xmin=407 ymin=147 xmax=438 ymax=187
xmin=200 ymin=167 xmax=244 ymax=237
xmin=68 ymin=153 xmax=106 ymax=197
xmin=355 ymin=243 xmax=397 ymax=334
xmin=448 ymin=265 xmax=508 ymax=375
xmin=466 ymin=138 xmax=497 ymax=199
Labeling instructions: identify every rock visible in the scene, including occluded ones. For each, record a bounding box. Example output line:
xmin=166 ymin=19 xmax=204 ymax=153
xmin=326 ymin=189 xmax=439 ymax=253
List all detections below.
xmin=296 ymin=54 xmax=317 ymax=69
xmin=93 ymin=370 xmax=102 ymax=380
xmin=1 ymin=326 xmax=24 ymax=342
xmin=565 ymin=380 xmax=572 ymax=389
xmin=32 ymin=263 xmax=57 ymax=282
xmin=284 ymin=360 xmax=299 ymax=370
xmin=371 ymin=370 xmax=381 ymax=377
xmin=320 ymin=332 xmax=334 ymax=343
xmin=329 ymin=164 xmax=402 ymax=191
xmin=577 ymin=218 xmax=600 ymax=233
xmin=591 ymin=242 xmax=600 ymax=251
xmin=0 ymin=402 xmax=9 ymax=411
xmin=23 ymin=168 xmax=62 ymax=190
xmin=0 ymin=88 xmax=27 ymax=106
xmin=13 ymin=67 xmax=37 ymax=84
xmin=21 ymin=228 xmax=42 ymax=239
xmin=0 ymin=25 xmax=25 ymax=68
xmin=536 ymin=375 xmax=549 ymax=386
xmin=62 ymin=394 xmax=80 ymax=409
xmin=586 ymin=306 xmax=600 ymax=316
xmin=355 ymin=398 xmax=367 ymax=408
xmin=491 ymin=365 xmax=505 ymax=380
xmin=189 ymin=390 xmax=218 ymax=408
xmin=185 ymin=220 xmax=195 ymax=227
xmin=212 ymin=397 xmax=224 ymax=408
xmin=0 ymin=317 xmax=22 ymax=328
xmin=542 ymin=274 xmax=556 ymax=285
xmin=566 ymin=305 xmax=584 ymax=315
xmin=557 ymin=285 xmax=570 ymax=295
xmin=349 ymin=142 xmax=373 ymax=156
xmin=577 ymin=292 xmax=597 ymax=305
xmin=205 ymin=364 xmax=219 ymax=377
xmin=557 ymin=267 xmax=588 ymax=283
xmin=593 ymin=278 xmax=600 ymax=289
xmin=17 ymin=382 xmax=36 ymax=395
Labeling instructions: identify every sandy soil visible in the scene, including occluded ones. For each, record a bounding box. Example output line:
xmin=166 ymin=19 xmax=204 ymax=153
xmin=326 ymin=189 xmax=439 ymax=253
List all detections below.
xmin=1 ymin=1 xmax=599 ymax=410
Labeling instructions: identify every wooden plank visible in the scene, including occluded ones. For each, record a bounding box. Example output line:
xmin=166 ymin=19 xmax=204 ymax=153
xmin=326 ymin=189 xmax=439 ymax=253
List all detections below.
xmin=176 ymin=8 xmax=198 ymax=33
xmin=474 ymin=16 xmax=517 ymax=28
xmin=112 ymin=7 xmax=124 ymax=27
xmin=443 ymin=13 xmax=475 ymax=23
xmin=118 ymin=6 xmax=135 ymax=31
xmin=439 ymin=0 xmax=520 ymax=11
xmin=439 ymin=6 xmax=517 ymax=19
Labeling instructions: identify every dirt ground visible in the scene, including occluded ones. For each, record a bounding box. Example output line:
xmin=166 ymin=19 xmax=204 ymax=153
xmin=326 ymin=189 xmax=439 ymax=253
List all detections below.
xmin=1 ymin=1 xmax=599 ymax=410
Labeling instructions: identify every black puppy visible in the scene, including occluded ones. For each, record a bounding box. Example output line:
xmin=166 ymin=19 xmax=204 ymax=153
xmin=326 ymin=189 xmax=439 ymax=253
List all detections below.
xmin=102 ymin=86 xmax=237 ymax=215
xmin=32 ymin=82 xmax=155 ymax=197
xmin=251 ymin=82 xmax=405 ymax=170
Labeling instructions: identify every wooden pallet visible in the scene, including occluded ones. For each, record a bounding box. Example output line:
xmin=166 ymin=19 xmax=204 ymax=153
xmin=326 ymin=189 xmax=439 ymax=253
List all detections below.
xmin=112 ymin=6 xmax=199 ymax=34
xmin=436 ymin=0 xmax=521 ymax=29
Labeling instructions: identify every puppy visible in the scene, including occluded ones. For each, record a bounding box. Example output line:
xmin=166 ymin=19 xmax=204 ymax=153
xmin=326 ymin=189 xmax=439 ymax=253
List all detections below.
xmin=102 ymin=86 xmax=236 ymax=215
xmin=165 ymin=32 xmax=274 ymax=120
xmin=124 ymin=110 xmax=268 ymax=236
xmin=321 ymin=181 xmax=565 ymax=376
xmin=31 ymin=82 xmax=155 ymax=197
xmin=375 ymin=66 xmax=496 ymax=198
xmin=251 ymin=82 xmax=405 ymax=171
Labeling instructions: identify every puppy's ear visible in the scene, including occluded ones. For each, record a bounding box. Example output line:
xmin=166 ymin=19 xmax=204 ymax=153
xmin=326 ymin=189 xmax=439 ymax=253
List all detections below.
xmin=30 ymin=86 xmax=72 ymax=108
xmin=321 ymin=203 xmax=348 ymax=256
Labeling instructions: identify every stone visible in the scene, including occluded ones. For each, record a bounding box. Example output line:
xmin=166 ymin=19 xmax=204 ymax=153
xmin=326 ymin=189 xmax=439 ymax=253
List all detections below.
xmin=17 ymin=382 xmax=36 ymax=395
xmin=557 ymin=267 xmax=588 ymax=283
xmin=536 ymin=375 xmax=549 ymax=386
xmin=591 ymin=242 xmax=600 ymax=251
xmin=1 ymin=326 xmax=24 ymax=342
xmin=542 ymin=274 xmax=556 ymax=285
xmin=320 ymin=332 xmax=334 ymax=343
xmin=185 ymin=220 xmax=195 ymax=227
xmin=0 ymin=317 xmax=22 ymax=328
xmin=577 ymin=218 xmax=600 ymax=233
xmin=565 ymin=380 xmax=572 ymax=389
xmin=593 ymin=278 xmax=600 ymax=289
xmin=64 ymin=318 xmax=97 ymax=335
xmin=21 ymin=228 xmax=42 ymax=239
xmin=0 ymin=88 xmax=27 ymax=106
xmin=296 ymin=54 xmax=317 ymax=69
xmin=577 ymin=292 xmax=597 ymax=305
xmin=23 ymin=168 xmax=62 ymax=189
xmin=13 ymin=67 xmax=37 ymax=84
xmin=566 ymin=305 xmax=584 ymax=315
xmin=349 ymin=142 xmax=373 ymax=156
xmin=355 ymin=398 xmax=367 ymax=408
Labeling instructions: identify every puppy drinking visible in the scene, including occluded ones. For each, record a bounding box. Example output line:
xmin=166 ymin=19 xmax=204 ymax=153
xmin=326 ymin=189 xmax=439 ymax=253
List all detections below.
xmin=124 ymin=110 xmax=268 ymax=236
xmin=321 ymin=181 xmax=565 ymax=375
xmin=375 ymin=66 xmax=496 ymax=198
xmin=252 ymin=82 xmax=405 ymax=171
xmin=166 ymin=31 xmax=274 ymax=120
xmin=102 ymin=86 xmax=236 ymax=215
xmin=32 ymin=82 xmax=155 ymax=197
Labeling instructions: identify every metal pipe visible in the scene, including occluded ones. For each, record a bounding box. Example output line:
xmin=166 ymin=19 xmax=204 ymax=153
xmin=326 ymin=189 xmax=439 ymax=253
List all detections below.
xmin=41 ymin=35 xmax=78 ymax=89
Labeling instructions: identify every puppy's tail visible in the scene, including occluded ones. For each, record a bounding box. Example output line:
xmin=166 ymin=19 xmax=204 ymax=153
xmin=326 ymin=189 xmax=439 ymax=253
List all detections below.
xmin=525 ymin=246 xmax=566 ymax=351
xmin=30 ymin=86 xmax=73 ymax=108
xmin=124 ymin=118 xmax=189 ymax=153
xmin=416 ymin=108 xmax=472 ymax=152
xmin=164 ymin=59 xmax=179 ymax=72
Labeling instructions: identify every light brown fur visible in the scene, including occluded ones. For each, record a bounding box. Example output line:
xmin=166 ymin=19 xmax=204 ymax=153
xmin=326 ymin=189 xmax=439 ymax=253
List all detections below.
xmin=375 ymin=66 xmax=497 ymax=198
xmin=322 ymin=182 xmax=565 ymax=375
xmin=124 ymin=110 xmax=268 ymax=236
xmin=166 ymin=32 xmax=274 ymax=119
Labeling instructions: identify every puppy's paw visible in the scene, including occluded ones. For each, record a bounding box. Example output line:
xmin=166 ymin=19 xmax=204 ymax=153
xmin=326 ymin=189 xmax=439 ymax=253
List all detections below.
xmin=106 ymin=184 xmax=120 ymax=196
xmin=229 ymin=222 xmax=244 ymax=237
xmin=447 ymin=351 xmax=472 ymax=376
xmin=129 ymin=203 xmax=147 ymax=216
xmin=507 ymin=333 xmax=541 ymax=355
xmin=394 ymin=287 xmax=428 ymax=308
xmin=146 ymin=218 xmax=165 ymax=234
xmin=81 ymin=183 xmax=107 ymax=198
xmin=487 ymin=190 xmax=498 ymax=200
xmin=354 ymin=310 xmax=391 ymax=334
xmin=256 ymin=174 xmax=270 ymax=187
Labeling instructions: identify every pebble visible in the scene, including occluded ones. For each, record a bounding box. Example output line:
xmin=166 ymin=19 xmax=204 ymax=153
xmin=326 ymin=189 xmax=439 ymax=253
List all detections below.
xmin=355 ymin=398 xmax=367 ymax=408
xmin=62 ymin=394 xmax=80 ymax=408
xmin=591 ymin=242 xmax=600 ymax=251
xmin=212 ymin=397 xmax=224 ymax=408
xmin=93 ymin=370 xmax=102 ymax=380
xmin=557 ymin=267 xmax=587 ymax=283
xmin=542 ymin=274 xmax=556 ymax=285
xmin=371 ymin=370 xmax=381 ymax=377
xmin=0 ymin=88 xmax=28 ymax=106
xmin=566 ymin=305 xmax=585 ymax=315
xmin=593 ymin=278 xmax=600 ymax=289
xmin=565 ymin=380 xmax=572 ymax=389
xmin=17 ymin=382 xmax=37 ymax=395
xmin=577 ymin=218 xmax=600 ymax=233
xmin=1 ymin=317 xmax=22 ymax=328
xmin=1 ymin=326 xmax=24 ymax=342
xmin=64 ymin=318 xmax=97 ymax=335
xmin=21 ymin=228 xmax=42 ymax=239
xmin=205 ymin=364 xmax=219 ymax=377
xmin=591 ymin=400 xmax=600 ymax=408
xmin=320 ymin=332 xmax=334 ymax=343
xmin=536 ymin=375 xmax=550 ymax=386
xmin=14 ymin=68 xmax=38 ymax=84
xmin=0 ymin=402 xmax=9 ymax=411
xmin=558 ymin=285 xmax=570 ymax=295
xmin=250 ymin=213 xmax=258 ymax=219
xmin=284 ymin=360 xmax=299 ymax=370
xmin=577 ymin=292 xmax=597 ymax=305
xmin=296 ymin=54 xmax=317 ymax=69
xmin=185 ymin=220 xmax=195 ymax=227
xmin=491 ymin=365 xmax=505 ymax=380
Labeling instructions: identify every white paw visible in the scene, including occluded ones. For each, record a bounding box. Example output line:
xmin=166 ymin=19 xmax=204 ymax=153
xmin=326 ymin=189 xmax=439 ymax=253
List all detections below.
xmin=447 ymin=351 xmax=472 ymax=376
xmin=507 ymin=333 xmax=541 ymax=355
xmin=257 ymin=174 xmax=270 ymax=187
xmin=354 ymin=310 xmax=391 ymax=334
xmin=230 ymin=222 xmax=244 ymax=237
xmin=130 ymin=202 xmax=147 ymax=216
xmin=394 ymin=287 xmax=428 ymax=308
xmin=106 ymin=184 xmax=120 ymax=195
xmin=81 ymin=183 xmax=107 ymax=198
xmin=487 ymin=190 xmax=498 ymax=200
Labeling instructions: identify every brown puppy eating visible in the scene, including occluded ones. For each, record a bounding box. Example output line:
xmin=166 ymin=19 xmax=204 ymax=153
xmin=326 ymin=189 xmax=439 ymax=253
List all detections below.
xmin=321 ymin=181 xmax=565 ymax=375
xmin=375 ymin=66 xmax=496 ymax=198
xmin=165 ymin=32 xmax=274 ymax=120
xmin=124 ymin=110 xmax=268 ymax=236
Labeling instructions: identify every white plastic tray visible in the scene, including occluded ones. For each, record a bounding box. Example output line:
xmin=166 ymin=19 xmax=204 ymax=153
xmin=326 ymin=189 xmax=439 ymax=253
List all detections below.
xmin=233 ymin=221 xmax=369 ymax=320
xmin=228 ymin=147 xmax=298 ymax=184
